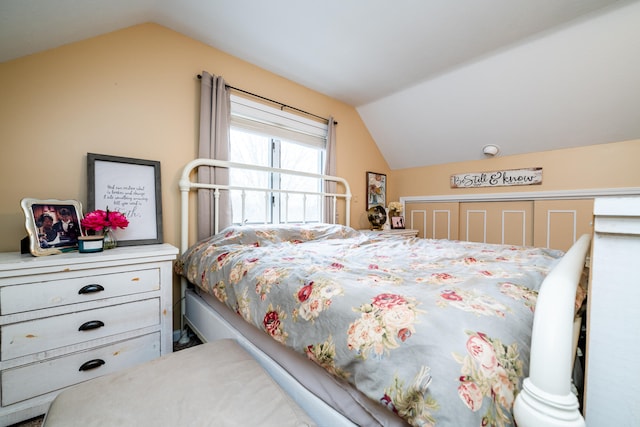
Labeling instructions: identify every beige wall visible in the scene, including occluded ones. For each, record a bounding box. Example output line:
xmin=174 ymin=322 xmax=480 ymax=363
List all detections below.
xmin=0 ymin=22 xmax=389 ymax=255
xmin=389 ymin=139 xmax=640 ymax=199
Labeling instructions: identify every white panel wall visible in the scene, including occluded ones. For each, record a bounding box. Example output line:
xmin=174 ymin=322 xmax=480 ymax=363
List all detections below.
xmin=585 ymin=196 xmax=640 ymax=425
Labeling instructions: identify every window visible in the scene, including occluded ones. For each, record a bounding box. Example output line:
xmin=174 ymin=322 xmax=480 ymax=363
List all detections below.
xmin=229 ymin=95 xmax=328 ymax=225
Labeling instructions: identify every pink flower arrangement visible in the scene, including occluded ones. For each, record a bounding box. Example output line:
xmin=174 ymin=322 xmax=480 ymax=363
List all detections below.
xmin=81 ymin=208 xmax=129 ymax=232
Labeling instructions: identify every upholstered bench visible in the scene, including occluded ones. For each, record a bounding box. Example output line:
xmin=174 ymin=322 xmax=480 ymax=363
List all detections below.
xmin=43 ymin=339 xmax=316 ymax=426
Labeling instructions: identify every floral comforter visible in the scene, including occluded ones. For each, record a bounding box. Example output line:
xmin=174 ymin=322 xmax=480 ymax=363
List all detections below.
xmin=175 ymin=224 xmax=565 ymax=427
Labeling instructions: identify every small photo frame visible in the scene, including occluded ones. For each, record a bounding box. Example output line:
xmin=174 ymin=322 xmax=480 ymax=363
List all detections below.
xmin=87 ymin=153 xmax=163 ymax=246
xmin=21 ymin=198 xmax=84 ymax=256
xmin=366 ymin=171 xmax=386 ymax=210
xmin=391 ymin=216 xmax=405 ymax=229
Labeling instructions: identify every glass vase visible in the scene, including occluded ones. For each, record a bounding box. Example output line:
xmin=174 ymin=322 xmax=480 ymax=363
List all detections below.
xmin=102 ymin=228 xmax=117 ymax=250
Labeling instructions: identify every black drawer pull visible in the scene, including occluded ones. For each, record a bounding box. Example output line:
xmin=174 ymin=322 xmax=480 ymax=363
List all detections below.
xmin=78 ymin=320 xmax=105 ymax=331
xmin=78 ymin=284 xmax=105 ymax=295
xmin=79 ymin=359 xmax=105 ymax=371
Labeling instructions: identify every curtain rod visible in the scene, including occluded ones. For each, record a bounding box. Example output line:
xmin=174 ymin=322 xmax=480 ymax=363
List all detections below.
xmin=197 ymin=74 xmax=336 ymax=125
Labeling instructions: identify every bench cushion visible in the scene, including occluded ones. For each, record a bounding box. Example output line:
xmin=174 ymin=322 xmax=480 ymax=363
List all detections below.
xmin=43 ymin=339 xmax=316 ymax=426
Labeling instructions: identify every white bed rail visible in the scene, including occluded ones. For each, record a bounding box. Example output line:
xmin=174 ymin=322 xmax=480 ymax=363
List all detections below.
xmin=513 ymin=233 xmax=591 ymax=427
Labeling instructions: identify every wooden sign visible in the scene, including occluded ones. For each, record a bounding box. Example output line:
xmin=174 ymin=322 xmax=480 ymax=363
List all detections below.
xmin=451 ymin=167 xmax=542 ymax=188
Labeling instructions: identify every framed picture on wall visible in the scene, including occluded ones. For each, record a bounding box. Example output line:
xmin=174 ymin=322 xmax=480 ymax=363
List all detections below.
xmin=366 ymin=171 xmax=386 ymax=210
xmin=21 ymin=198 xmax=84 ymax=256
xmin=87 ymin=153 xmax=163 ymax=246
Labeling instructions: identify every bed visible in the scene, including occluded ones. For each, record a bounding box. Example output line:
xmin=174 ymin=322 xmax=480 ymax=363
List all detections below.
xmin=175 ymin=159 xmax=590 ymax=427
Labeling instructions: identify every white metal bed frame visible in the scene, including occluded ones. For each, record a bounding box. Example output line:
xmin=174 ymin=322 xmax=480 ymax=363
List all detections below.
xmin=178 ymin=158 xmax=590 ymax=427
xmin=179 ymin=158 xmax=351 ymax=325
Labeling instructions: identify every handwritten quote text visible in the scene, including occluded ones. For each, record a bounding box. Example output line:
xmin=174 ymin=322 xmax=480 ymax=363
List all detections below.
xmin=103 ymin=184 xmax=150 ymax=219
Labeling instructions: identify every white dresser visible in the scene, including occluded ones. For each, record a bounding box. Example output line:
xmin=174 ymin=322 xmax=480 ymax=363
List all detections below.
xmin=585 ymin=196 xmax=640 ymax=425
xmin=0 ymin=243 xmax=178 ymax=426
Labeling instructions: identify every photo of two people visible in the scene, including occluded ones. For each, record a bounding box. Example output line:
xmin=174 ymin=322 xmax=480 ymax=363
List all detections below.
xmin=32 ymin=204 xmax=81 ymax=249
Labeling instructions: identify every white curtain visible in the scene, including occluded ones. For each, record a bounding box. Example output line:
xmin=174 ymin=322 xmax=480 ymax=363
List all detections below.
xmin=323 ymin=117 xmax=337 ymax=223
xmin=197 ymin=71 xmax=231 ymax=239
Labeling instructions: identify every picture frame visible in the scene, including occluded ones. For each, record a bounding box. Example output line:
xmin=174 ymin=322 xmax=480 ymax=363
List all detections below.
xmin=366 ymin=171 xmax=386 ymax=210
xmin=21 ymin=198 xmax=84 ymax=256
xmin=391 ymin=216 xmax=405 ymax=230
xmin=87 ymin=153 xmax=163 ymax=246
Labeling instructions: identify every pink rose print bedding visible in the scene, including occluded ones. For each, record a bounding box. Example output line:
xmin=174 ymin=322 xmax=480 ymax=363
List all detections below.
xmin=175 ymin=224 xmax=565 ymax=426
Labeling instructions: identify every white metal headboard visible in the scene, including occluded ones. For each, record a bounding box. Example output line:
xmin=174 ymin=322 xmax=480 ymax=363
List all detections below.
xmin=179 ymin=158 xmax=352 ymax=254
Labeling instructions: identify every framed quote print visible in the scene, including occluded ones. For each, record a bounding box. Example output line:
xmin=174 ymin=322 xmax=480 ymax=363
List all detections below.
xmin=87 ymin=153 xmax=163 ymax=246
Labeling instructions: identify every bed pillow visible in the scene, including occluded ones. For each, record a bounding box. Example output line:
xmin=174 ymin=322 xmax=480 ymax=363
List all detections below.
xmin=208 ymin=223 xmax=360 ymax=247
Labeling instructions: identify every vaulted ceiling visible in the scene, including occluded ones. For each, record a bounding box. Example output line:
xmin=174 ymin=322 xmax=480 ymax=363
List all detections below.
xmin=2 ymin=0 xmax=639 ymax=168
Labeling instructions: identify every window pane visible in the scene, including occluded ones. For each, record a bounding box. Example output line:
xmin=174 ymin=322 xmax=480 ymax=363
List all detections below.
xmin=229 ymin=128 xmax=324 ymax=225
xmin=279 ymin=140 xmax=322 ymax=223
xmin=229 ymin=128 xmax=271 ymax=224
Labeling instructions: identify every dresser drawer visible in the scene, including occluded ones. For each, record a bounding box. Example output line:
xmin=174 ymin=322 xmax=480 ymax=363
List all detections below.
xmin=1 ymin=332 xmax=160 ymax=406
xmin=2 ymin=299 xmax=159 ymax=360
xmin=1 ymin=267 xmax=160 ymax=315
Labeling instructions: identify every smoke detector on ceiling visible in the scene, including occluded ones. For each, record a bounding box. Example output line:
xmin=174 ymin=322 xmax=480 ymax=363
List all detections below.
xmin=482 ymin=144 xmax=500 ymax=157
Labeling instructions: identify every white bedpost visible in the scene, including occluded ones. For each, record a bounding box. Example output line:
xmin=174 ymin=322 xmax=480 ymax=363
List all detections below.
xmin=344 ymin=194 xmax=351 ymax=227
xmin=513 ymin=233 xmax=591 ymax=427
xmin=178 ymin=160 xmax=198 ymax=344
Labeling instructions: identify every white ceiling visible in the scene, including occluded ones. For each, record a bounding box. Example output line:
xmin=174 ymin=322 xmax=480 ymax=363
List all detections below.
xmin=2 ymin=0 xmax=639 ymax=168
